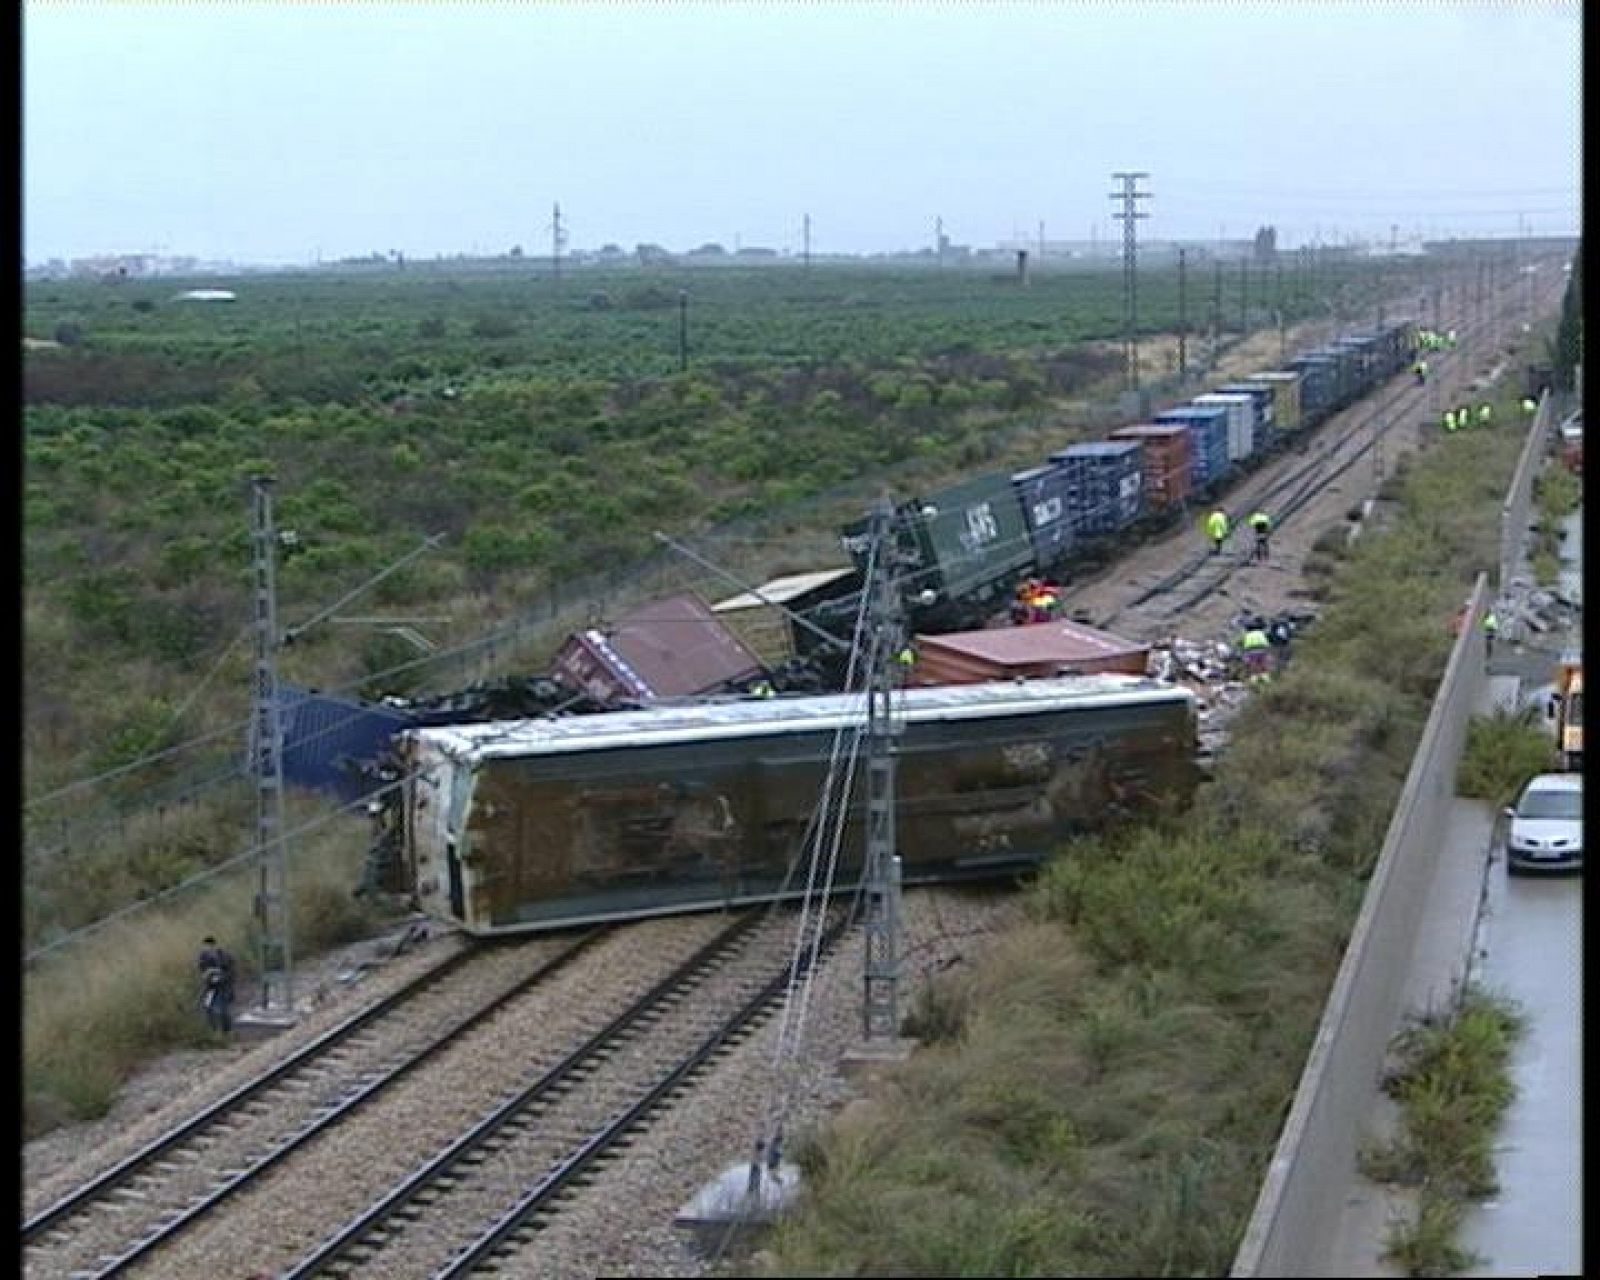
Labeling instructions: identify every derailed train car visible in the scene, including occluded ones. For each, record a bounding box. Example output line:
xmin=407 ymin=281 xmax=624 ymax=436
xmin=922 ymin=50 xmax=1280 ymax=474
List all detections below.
xmin=400 ymin=675 xmax=1197 ymax=936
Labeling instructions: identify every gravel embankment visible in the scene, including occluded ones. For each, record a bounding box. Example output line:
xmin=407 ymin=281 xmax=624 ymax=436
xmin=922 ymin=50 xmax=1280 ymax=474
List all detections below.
xmin=119 ymin=913 xmax=737 ymax=1279
xmin=24 ymin=921 xmax=471 ymax=1217
xmin=25 ymin=930 xmax=585 ymax=1280
xmin=485 ymin=886 xmax=1024 ymax=1280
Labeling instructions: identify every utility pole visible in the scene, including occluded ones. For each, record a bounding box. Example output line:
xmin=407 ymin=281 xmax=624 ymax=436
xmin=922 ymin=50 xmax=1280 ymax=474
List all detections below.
xmin=1275 ymin=260 xmax=1286 ymax=362
xmin=249 ymin=477 xmax=293 ymax=1021
xmin=1109 ymin=171 xmax=1151 ymax=391
xmin=861 ymin=495 xmax=904 ymax=1042
xmin=1239 ymin=258 xmax=1249 ymax=332
xmin=1177 ymin=247 xmax=1188 ymax=382
xmin=1038 ymin=219 xmax=1046 ymax=264
xmin=935 ymin=216 xmax=945 ymax=269
xmin=1211 ymin=258 xmax=1223 ymax=368
xmin=550 ymin=202 xmax=566 ymax=283
xmin=678 ymin=290 xmax=689 ymax=372
xmin=803 ymin=213 xmax=812 ymax=271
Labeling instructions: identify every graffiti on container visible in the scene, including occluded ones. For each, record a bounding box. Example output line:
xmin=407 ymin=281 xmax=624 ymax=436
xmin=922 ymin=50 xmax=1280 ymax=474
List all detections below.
xmin=960 ymin=501 xmax=1001 ymax=552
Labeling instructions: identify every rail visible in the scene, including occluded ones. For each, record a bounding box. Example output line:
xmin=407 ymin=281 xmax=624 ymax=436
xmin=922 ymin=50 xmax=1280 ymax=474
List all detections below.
xmin=25 ymin=933 xmax=601 ymax=1278
xmin=434 ymin=909 xmax=856 ymax=1277
xmin=22 ymin=941 xmax=479 ymax=1243
xmin=280 ymin=910 xmax=769 ymax=1278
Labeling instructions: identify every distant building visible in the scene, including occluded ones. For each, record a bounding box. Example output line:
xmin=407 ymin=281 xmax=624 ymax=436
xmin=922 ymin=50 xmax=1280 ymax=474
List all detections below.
xmin=174 ymin=289 xmax=237 ymax=302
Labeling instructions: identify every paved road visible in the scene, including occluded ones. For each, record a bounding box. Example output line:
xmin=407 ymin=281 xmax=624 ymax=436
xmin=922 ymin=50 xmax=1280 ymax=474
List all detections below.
xmin=1458 ymin=856 xmax=1583 ymax=1277
xmin=1460 ymin=498 xmax=1583 ymax=1277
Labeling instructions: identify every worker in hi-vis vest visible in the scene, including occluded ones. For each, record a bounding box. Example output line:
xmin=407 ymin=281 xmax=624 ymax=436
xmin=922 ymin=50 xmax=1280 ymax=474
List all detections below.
xmin=1205 ymin=509 xmax=1229 ymax=556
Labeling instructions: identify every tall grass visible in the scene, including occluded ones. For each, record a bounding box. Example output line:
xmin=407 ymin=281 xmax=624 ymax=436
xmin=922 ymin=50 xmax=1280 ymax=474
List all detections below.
xmin=760 ymin=391 xmax=1528 ymax=1275
xmin=23 ymin=808 xmax=394 ymax=1138
xmin=1530 ymin=463 xmax=1582 ymax=587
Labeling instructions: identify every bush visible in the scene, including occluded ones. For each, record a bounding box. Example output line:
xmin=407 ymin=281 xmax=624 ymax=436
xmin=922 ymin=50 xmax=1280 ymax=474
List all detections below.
xmin=1365 ymin=991 xmax=1523 ymax=1276
xmin=1456 ymin=708 xmax=1555 ymax=807
xmin=470 ymin=313 xmax=517 ymax=340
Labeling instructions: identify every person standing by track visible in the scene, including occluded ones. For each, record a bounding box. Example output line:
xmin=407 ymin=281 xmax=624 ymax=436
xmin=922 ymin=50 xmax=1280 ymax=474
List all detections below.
xmin=1482 ymin=609 xmax=1500 ymax=663
xmin=1248 ymin=510 xmax=1273 ymax=564
xmin=1205 ymin=508 xmax=1229 ymax=556
xmin=197 ymin=936 xmax=236 ymax=1035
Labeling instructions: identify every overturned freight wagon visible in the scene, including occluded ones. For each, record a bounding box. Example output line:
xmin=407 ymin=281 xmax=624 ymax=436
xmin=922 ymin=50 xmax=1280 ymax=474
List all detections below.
xmin=550 ymin=593 xmax=765 ymax=709
xmin=400 ymin=675 xmax=1197 ymax=936
xmin=840 ymin=471 xmax=1034 ymax=631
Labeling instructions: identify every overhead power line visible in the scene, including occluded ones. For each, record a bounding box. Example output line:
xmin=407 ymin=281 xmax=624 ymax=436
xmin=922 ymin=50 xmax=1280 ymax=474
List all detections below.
xmin=1110 ymin=171 xmax=1151 ymax=392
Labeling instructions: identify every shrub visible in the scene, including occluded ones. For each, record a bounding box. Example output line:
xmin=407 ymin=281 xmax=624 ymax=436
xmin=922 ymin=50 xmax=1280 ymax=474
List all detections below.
xmin=470 ymin=313 xmax=517 ymax=340
xmin=1366 ymin=990 xmax=1522 ymax=1276
xmin=1456 ymin=708 xmax=1555 ymax=807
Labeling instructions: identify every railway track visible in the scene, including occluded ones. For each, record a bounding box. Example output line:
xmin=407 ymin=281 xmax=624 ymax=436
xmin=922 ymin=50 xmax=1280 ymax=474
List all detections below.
xmin=278 ymin=904 xmax=852 ymax=1279
xmin=1093 ymin=295 xmax=1512 ymax=633
xmin=23 ymin=272 xmax=1565 ymax=1280
xmin=22 ymin=931 xmax=601 ymax=1280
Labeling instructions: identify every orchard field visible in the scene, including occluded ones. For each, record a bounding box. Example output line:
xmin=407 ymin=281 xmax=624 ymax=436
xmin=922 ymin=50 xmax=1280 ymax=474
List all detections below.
xmin=23 ymin=253 xmax=1444 ymax=944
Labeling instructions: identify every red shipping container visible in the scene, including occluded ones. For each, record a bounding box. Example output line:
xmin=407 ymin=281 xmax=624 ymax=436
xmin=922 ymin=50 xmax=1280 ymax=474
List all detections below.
xmin=551 ymin=593 xmax=764 ymax=709
xmin=908 ymin=618 xmax=1150 ymax=686
xmin=1109 ymin=424 xmax=1191 ymax=510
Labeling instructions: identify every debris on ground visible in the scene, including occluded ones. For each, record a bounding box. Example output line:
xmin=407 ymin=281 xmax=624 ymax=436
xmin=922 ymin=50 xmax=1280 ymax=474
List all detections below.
xmin=1146 ymin=610 xmax=1318 ymax=760
xmin=1492 ymin=577 xmax=1583 ymax=640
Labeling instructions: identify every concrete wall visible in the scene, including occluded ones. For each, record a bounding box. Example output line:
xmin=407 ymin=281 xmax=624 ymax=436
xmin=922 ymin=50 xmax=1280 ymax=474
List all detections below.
xmin=1230 ymin=572 xmax=1489 ymax=1277
xmin=1499 ymin=391 xmax=1554 ymax=590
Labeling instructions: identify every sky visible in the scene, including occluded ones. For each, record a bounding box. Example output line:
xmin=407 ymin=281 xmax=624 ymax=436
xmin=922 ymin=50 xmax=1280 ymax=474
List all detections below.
xmin=22 ymin=0 xmax=1583 ymax=266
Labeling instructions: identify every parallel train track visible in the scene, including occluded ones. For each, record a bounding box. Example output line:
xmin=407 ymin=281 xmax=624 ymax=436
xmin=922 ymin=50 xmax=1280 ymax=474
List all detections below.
xmin=23 ymin=931 xmax=601 ymax=1279
xmin=24 ymin=268 xmax=1563 ymax=1280
xmin=1094 ymin=297 xmax=1512 ymax=631
xmin=281 ymin=906 xmax=851 ymax=1279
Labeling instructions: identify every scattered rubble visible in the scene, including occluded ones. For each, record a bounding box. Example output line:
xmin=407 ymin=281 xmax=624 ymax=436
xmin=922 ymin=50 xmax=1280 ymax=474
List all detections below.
xmin=1492 ymin=577 xmax=1583 ymax=641
xmin=1146 ymin=610 xmax=1317 ymax=760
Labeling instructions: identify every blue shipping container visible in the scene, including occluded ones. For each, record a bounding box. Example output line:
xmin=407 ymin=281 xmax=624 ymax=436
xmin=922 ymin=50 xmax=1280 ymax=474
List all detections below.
xmin=1011 ymin=462 xmax=1076 ymax=570
xmin=279 ymin=685 xmax=417 ymax=803
xmin=1049 ymin=441 xmax=1144 ymax=536
xmin=1287 ymin=357 xmax=1337 ymax=425
xmin=1153 ymin=406 xmax=1230 ymax=488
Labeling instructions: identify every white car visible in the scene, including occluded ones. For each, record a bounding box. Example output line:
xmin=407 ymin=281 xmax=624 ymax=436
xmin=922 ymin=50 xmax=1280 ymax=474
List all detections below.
xmin=1504 ymin=772 xmax=1583 ymax=873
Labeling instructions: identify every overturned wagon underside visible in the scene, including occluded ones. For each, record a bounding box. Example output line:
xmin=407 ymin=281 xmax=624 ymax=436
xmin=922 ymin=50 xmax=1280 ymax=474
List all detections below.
xmin=408 ymin=680 xmax=1196 ymax=936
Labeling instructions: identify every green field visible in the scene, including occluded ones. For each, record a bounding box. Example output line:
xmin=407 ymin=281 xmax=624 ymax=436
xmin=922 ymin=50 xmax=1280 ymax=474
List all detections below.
xmin=22 ymin=253 xmax=1454 ymax=993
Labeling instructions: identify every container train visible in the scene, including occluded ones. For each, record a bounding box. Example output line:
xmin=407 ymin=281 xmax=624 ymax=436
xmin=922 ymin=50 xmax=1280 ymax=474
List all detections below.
xmin=367 ymin=317 xmax=1411 ymax=931
xmin=749 ymin=319 xmax=1418 ymax=671
xmin=400 ymin=675 xmax=1198 ymax=936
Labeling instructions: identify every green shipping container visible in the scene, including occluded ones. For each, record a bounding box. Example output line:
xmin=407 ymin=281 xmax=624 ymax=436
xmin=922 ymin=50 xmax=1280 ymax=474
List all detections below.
xmin=905 ymin=470 xmax=1034 ymax=605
